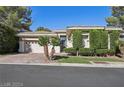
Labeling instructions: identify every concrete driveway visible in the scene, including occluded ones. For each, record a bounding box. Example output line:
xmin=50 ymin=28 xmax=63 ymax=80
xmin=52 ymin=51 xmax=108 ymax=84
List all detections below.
xmin=0 ymin=53 xmax=46 ymax=63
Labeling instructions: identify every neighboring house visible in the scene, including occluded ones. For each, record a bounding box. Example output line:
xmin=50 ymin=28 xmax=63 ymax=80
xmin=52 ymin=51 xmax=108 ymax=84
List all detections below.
xmin=17 ymin=26 xmax=122 ymax=53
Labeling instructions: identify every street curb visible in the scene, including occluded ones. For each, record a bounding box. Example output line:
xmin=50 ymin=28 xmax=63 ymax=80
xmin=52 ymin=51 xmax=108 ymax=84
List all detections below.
xmin=0 ymin=62 xmax=124 ymax=68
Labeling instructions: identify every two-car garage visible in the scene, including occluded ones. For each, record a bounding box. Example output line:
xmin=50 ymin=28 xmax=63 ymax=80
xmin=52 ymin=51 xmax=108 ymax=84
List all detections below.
xmin=17 ymin=32 xmax=60 ymax=53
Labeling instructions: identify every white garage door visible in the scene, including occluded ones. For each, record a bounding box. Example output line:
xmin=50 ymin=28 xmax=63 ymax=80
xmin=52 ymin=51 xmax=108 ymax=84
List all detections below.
xmin=30 ymin=42 xmax=44 ymax=53
xmin=29 ymin=41 xmax=60 ymax=53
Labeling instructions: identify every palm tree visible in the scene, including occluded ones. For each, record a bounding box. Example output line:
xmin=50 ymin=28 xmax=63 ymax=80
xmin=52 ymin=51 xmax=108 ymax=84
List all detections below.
xmin=38 ymin=36 xmax=49 ymax=60
xmin=50 ymin=37 xmax=60 ymax=60
xmin=51 ymin=37 xmax=60 ymax=47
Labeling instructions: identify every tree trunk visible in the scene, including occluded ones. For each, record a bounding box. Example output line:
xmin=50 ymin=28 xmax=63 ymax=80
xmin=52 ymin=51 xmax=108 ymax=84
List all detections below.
xmin=76 ymin=50 xmax=79 ymax=56
xmin=50 ymin=46 xmax=55 ymax=60
xmin=44 ymin=44 xmax=49 ymax=60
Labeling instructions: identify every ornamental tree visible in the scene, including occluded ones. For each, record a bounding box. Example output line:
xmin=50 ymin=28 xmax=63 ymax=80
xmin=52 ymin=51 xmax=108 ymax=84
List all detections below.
xmin=38 ymin=36 xmax=50 ymax=60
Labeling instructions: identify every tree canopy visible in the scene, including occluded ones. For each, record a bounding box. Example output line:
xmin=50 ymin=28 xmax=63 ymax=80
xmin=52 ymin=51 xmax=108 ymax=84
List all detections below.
xmin=106 ymin=6 xmax=124 ymax=29
xmin=0 ymin=6 xmax=32 ymax=54
xmin=35 ymin=26 xmax=51 ymax=32
xmin=51 ymin=37 xmax=60 ymax=46
xmin=0 ymin=6 xmax=32 ymax=31
xmin=0 ymin=24 xmax=18 ymax=53
xmin=38 ymin=36 xmax=49 ymax=46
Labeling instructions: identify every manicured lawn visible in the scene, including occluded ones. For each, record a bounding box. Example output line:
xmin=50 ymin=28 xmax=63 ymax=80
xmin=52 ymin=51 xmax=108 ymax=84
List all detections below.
xmin=82 ymin=56 xmax=124 ymax=62
xmin=56 ymin=56 xmax=124 ymax=64
xmin=56 ymin=56 xmax=90 ymax=64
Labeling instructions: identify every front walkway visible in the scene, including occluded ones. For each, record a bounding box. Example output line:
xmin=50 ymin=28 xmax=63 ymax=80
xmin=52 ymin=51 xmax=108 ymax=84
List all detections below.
xmin=0 ymin=53 xmax=47 ymax=64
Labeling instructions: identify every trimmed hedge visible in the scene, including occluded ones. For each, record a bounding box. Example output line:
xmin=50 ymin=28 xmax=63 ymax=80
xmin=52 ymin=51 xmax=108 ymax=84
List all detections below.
xmin=96 ymin=49 xmax=115 ymax=56
xmin=110 ymin=30 xmax=120 ymax=51
xmin=79 ymin=48 xmax=94 ymax=56
xmin=64 ymin=47 xmax=116 ymax=56
xmin=90 ymin=29 xmax=101 ymax=49
xmin=107 ymin=49 xmax=115 ymax=55
xmin=95 ymin=49 xmax=108 ymax=56
xmin=72 ymin=30 xmax=83 ymax=49
xmin=64 ymin=48 xmax=76 ymax=54
xmin=90 ymin=29 xmax=108 ymax=49
xmin=100 ymin=31 xmax=108 ymax=49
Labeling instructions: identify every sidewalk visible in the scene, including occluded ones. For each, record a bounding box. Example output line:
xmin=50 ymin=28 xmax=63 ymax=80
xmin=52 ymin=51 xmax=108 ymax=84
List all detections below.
xmin=0 ymin=61 xmax=124 ymax=68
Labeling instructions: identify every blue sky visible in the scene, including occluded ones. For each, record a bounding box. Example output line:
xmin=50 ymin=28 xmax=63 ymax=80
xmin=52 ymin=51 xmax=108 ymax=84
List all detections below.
xmin=30 ymin=6 xmax=111 ymax=31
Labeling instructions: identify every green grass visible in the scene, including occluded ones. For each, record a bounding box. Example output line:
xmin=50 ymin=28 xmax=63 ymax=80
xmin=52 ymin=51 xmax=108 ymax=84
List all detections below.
xmin=81 ymin=57 xmax=124 ymax=62
xmin=56 ymin=56 xmax=124 ymax=64
xmin=57 ymin=56 xmax=90 ymax=64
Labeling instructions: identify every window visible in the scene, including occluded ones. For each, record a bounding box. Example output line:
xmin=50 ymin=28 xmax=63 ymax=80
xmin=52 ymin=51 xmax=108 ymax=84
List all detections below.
xmin=83 ymin=35 xmax=88 ymax=39
xmin=120 ymin=35 xmax=124 ymax=38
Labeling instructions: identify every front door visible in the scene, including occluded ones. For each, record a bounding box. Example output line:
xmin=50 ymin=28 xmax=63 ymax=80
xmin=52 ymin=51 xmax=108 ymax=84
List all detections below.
xmin=60 ymin=35 xmax=67 ymax=52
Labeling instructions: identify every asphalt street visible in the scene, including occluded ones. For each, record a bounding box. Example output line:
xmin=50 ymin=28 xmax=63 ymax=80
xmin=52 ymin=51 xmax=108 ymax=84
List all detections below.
xmin=0 ymin=64 xmax=124 ymax=87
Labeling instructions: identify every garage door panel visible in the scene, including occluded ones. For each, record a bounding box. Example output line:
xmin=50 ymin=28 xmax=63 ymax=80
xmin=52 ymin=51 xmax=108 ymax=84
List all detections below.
xmin=29 ymin=42 xmax=60 ymax=53
xmin=30 ymin=42 xmax=43 ymax=53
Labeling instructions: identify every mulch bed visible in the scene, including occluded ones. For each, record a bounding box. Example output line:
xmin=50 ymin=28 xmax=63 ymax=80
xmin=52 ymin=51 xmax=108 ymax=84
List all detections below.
xmin=94 ymin=62 xmax=109 ymax=64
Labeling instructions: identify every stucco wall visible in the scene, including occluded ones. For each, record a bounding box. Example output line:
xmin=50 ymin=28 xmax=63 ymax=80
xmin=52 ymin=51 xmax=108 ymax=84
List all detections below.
xmin=66 ymin=35 xmax=73 ymax=48
xmin=66 ymin=33 xmax=90 ymax=48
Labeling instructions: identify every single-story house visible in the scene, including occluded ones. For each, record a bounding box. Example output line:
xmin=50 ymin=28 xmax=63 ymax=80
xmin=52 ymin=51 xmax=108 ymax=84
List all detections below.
xmin=17 ymin=26 xmax=123 ymax=53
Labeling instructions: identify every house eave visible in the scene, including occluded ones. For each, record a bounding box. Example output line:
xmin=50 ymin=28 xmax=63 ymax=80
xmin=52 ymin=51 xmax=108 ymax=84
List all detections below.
xmin=17 ymin=32 xmax=58 ymax=37
xmin=67 ymin=26 xmax=122 ymax=30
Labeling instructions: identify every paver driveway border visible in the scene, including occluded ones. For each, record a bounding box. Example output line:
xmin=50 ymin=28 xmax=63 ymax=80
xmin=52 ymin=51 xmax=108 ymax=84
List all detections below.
xmin=0 ymin=53 xmax=48 ymax=64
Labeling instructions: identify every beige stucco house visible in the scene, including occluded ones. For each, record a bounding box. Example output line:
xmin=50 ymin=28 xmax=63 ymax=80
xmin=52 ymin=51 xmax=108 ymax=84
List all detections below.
xmin=17 ymin=26 xmax=122 ymax=53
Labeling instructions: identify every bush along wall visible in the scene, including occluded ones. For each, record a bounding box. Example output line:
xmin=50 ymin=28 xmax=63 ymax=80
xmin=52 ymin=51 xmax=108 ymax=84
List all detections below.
xmin=72 ymin=30 xmax=90 ymax=56
xmin=100 ymin=30 xmax=108 ymax=49
xmin=79 ymin=48 xmax=115 ymax=56
xmin=89 ymin=29 xmax=121 ymax=56
xmin=65 ymin=29 xmax=119 ymax=56
xmin=90 ymin=29 xmax=101 ymax=49
xmin=79 ymin=48 xmax=94 ymax=56
xmin=64 ymin=47 xmax=76 ymax=55
xmin=72 ymin=30 xmax=83 ymax=56
xmin=95 ymin=49 xmax=108 ymax=56
xmin=72 ymin=30 xmax=83 ymax=49
xmin=110 ymin=30 xmax=120 ymax=53
xmin=90 ymin=29 xmax=108 ymax=50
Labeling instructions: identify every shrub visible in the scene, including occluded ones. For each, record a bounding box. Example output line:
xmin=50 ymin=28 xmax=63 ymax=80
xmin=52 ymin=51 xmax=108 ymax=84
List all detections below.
xmin=64 ymin=48 xmax=76 ymax=54
xmin=90 ymin=29 xmax=101 ymax=49
xmin=72 ymin=30 xmax=83 ymax=56
xmin=79 ymin=48 xmax=94 ymax=56
xmin=90 ymin=29 xmax=108 ymax=49
xmin=107 ymin=49 xmax=115 ymax=55
xmin=72 ymin=30 xmax=83 ymax=49
xmin=110 ymin=30 xmax=119 ymax=51
xmin=100 ymin=31 xmax=108 ymax=49
xmin=96 ymin=49 xmax=108 ymax=56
